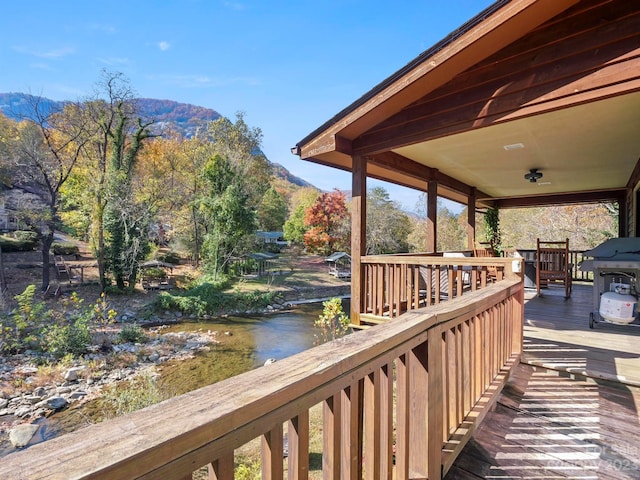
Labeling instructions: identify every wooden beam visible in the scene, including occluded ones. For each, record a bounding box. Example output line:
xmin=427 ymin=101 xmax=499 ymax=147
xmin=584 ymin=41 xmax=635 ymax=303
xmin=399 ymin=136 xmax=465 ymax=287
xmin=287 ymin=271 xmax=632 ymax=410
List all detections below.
xmin=489 ymin=188 xmax=626 ymax=208
xmin=353 ymin=8 xmax=640 ymax=155
xmin=351 ymin=155 xmax=366 ymax=325
xmin=368 ymin=151 xmax=491 ymax=200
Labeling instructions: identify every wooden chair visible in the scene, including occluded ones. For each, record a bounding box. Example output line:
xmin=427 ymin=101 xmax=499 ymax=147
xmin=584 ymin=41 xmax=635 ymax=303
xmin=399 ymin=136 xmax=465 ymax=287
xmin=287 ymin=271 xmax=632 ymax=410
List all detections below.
xmin=536 ymin=238 xmax=572 ymax=298
xmin=474 ymin=243 xmax=498 ymax=282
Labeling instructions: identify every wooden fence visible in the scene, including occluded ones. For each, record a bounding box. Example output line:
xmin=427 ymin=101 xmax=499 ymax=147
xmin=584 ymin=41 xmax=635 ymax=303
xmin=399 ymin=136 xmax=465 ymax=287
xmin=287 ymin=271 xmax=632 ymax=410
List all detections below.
xmin=0 ymin=280 xmax=523 ymax=480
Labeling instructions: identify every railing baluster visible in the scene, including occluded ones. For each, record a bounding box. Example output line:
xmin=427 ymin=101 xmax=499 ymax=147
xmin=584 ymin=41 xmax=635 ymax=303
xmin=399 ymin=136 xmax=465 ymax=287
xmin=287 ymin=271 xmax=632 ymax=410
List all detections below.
xmin=288 ymin=413 xmax=309 ymax=480
xmin=428 ymin=328 xmax=445 ymax=480
xmin=409 ymin=341 xmax=429 ymax=478
xmin=262 ymin=424 xmax=284 ymax=480
xmin=395 ymin=354 xmax=410 ymax=480
xmin=462 ymin=320 xmax=471 ymax=415
xmin=363 ymin=363 xmax=394 ymax=479
xmin=323 ymin=393 xmax=342 ymax=479
xmin=342 ymin=381 xmax=363 ymax=480
xmin=208 ymin=451 xmax=234 ymax=480
xmin=446 ymin=328 xmax=457 ymax=434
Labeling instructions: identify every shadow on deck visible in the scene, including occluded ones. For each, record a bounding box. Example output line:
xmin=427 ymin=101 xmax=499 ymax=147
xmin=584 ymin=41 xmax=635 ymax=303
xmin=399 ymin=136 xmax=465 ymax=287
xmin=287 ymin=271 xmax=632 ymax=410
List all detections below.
xmin=447 ymin=283 xmax=640 ymax=479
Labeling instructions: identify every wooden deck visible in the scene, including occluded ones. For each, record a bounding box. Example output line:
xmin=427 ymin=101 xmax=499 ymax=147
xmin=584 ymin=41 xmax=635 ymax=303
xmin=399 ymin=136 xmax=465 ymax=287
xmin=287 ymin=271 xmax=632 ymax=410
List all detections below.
xmin=447 ymin=283 xmax=640 ymax=479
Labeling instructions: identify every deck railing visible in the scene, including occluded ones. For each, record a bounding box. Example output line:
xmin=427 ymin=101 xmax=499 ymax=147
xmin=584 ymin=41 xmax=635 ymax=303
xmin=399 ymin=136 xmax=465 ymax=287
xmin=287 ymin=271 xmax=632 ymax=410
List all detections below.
xmin=358 ymin=254 xmax=520 ymax=323
xmin=504 ymin=248 xmax=593 ymax=282
xmin=0 ymin=279 xmax=523 ymax=480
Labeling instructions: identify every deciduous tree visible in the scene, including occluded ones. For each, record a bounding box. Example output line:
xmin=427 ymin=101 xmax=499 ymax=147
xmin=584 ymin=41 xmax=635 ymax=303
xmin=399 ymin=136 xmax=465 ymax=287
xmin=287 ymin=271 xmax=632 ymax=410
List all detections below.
xmin=283 ymin=187 xmax=319 ymax=244
xmin=11 ymin=98 xmax=91 ymax=291
xmin=200 ymin=155 xmax=256 ymax=278
xmin=366 ymin=186 xmax=411 ymax=254
xmin=303 ymin=189 xmax=349 ymax=255
xmin=257 ymin=186 xmax=288 ymax=232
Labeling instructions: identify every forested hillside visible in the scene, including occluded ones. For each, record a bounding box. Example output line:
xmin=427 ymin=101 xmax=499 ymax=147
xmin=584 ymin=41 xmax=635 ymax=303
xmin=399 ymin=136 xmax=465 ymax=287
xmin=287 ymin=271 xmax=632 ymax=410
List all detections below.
xmin=0 ymin=92 xmax=312 ymax=191
xmin=0 ymin=75 xmax=618 ymax=295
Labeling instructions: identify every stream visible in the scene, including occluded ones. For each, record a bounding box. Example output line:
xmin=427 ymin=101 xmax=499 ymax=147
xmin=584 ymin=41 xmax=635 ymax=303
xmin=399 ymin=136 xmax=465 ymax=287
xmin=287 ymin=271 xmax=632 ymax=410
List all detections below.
xmin=3 ymin=300 xmax=346 ymax=456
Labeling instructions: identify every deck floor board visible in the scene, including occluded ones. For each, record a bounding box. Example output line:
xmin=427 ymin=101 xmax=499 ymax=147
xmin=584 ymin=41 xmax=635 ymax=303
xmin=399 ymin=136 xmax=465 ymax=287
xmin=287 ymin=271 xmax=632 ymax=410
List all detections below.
xmin=447 ymin=283 xmax=640 ymax=479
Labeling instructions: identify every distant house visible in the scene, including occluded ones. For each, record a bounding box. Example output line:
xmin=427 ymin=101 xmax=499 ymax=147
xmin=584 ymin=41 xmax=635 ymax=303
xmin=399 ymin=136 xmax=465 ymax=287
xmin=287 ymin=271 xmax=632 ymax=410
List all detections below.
xmin=255 ymin=231 xmax=288 ymax=246
xmin=325 ymin=252 xmax=351 ymax=278
xmin=0 ymin=186 xmax=42 ymax=231
xmin=0 ymin=199 xmax=18 ymax=231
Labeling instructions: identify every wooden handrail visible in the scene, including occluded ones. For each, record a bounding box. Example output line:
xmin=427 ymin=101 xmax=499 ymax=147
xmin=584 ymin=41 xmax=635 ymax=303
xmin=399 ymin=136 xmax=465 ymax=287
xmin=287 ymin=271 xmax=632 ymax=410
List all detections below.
xmin=0 ymin=281 xmax=523 ymax=480
xmin=357 ymin=254 xmax=522 ymax=323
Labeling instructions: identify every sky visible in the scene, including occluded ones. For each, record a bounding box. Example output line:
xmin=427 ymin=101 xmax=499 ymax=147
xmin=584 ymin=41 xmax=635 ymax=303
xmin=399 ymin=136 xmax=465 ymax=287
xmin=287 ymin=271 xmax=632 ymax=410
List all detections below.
xmin=0 ymin=0 xmax=495 ymax=213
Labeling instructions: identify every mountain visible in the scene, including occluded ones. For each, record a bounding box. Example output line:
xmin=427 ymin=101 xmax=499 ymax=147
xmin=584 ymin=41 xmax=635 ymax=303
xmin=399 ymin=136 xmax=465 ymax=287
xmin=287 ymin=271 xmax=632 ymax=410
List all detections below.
xmin=270 ymin=162 xmax=313 ymax=188
xmin=135 ymin=98 xmax=221 ymax=137
xmin=0 ymin=92 xmax=315 ymax=193
xmin=0 ymin=93 xmax=221 ymax=138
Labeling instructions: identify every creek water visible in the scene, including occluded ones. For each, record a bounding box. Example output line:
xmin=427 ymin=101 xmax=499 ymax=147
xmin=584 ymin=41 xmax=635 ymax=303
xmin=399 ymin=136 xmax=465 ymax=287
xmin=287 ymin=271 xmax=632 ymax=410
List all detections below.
xmin=3 ymin=300 xmax=346 ymax=457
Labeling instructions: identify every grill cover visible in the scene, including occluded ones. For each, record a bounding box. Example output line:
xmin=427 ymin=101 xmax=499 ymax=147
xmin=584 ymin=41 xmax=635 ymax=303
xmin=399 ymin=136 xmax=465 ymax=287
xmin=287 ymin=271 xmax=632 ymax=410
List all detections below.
xmin=583 ymin=238 xmax=640 ymax=260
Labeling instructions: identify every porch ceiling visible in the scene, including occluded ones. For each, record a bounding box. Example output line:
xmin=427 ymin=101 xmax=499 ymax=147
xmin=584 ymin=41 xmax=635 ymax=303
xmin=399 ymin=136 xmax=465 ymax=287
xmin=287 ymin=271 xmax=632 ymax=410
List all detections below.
xmin=393 ymin=91 xmax=640 ymax=203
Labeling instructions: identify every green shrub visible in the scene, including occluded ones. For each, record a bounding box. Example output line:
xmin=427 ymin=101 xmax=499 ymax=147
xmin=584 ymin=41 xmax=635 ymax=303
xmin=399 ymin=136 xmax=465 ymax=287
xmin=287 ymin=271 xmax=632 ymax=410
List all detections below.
xmin=99 ymin=373 xmax=167 ymax=419
xmin=141 ymin=267 xmax=166 ymax=280
xmin=156 ymin=292 xmax=207 ymax=317
xmin=43 ymin=317 xmax=92 ymax=358
xmin=154 ymin=277 xmax=276 ymax=317
xmin=315 ymin=297 xmax=350 ymax=344
xmin=0 ymin=232 xmax=38 ymax=252
xmin=0 ymin=285 xmax=49 ymax=353
xmin=117 ymin=324 xmax=148 ymax=344
xmin=234 ymin=459 xmax=262 ymax=480
xmin=52 ymin=242 xmax=79 ymax=256
xmin=14 ymin=230 xmax=40 ymax=245
xmin=157 ymin=251 xmax=181 ymax=265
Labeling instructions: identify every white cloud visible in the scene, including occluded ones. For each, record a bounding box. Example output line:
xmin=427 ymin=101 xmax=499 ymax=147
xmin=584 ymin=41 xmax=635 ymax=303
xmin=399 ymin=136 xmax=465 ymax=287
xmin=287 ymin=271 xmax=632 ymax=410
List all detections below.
xmin=149 ymin=73 xmax=261 ymax=88
xmin=29 ymin=62 xmax=55 ymax=71
xmin=223 ymin=1 xmax=246 ymax=11
xmin=87 ymin=23 xmax=116 ymax=34
xmin=158 ymin=41 xmax=171 ymax=51
xmin=97 ymin=56 xmax=131 ymax=66
xmin=12 ymin=45 xmax=75 ymax=59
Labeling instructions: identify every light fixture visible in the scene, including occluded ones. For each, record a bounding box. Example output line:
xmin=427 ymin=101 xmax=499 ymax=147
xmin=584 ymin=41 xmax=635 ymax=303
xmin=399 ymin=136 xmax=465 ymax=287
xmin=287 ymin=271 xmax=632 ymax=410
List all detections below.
xmin=524 ymin=168 xmax=543 ymax=183
xmin=503 ymin=143 xmax=524 ymax=151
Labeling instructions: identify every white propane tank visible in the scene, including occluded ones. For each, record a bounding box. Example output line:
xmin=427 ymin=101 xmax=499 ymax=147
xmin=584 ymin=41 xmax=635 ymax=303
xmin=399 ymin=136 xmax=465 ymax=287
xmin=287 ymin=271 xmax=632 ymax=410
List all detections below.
xmin=599 ymin=291 xmax=638 ymax=324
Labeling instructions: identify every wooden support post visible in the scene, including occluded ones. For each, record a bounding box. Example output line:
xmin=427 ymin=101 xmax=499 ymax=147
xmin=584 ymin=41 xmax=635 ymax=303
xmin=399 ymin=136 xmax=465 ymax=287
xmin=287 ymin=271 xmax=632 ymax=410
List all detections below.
xmin=467 ymin=188 xmax=476 ymax=250
xmin=619 ymin=195 xmax=627 ymax=237
xmin=427 ymin=177 xmax=438 ymax=253
xmin=351 ymin=155 xmax=366 ymax=325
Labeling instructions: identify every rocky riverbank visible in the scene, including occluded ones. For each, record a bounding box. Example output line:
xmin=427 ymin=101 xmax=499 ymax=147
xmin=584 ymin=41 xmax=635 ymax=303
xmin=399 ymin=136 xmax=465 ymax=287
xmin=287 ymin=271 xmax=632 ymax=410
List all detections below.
xmin=0 ymin=284 xmax=350 ymax=455
xmin=0 ymin=327 xmax=223 ymax=452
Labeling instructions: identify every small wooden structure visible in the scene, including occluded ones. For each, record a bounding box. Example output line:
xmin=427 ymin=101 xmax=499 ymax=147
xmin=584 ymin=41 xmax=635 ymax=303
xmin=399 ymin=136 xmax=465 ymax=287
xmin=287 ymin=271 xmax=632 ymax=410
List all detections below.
xmin=325 ymin=252 xmax=351 ymax=278
xmin=536 ymin=238 xmax=572 ymax=298
xmin=53 ymin=255 xmax=80 ymax=286
xmin=235 ymin=252 xmax=280 ymax=277
xmin=140 ymin=260 xmax=173 ymax=290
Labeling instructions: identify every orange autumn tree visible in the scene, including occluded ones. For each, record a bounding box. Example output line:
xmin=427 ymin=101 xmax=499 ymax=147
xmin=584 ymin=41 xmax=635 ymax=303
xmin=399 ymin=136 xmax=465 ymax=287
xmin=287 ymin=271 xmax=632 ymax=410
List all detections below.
xmin=303 ymin=189 xmax=350 ymax=255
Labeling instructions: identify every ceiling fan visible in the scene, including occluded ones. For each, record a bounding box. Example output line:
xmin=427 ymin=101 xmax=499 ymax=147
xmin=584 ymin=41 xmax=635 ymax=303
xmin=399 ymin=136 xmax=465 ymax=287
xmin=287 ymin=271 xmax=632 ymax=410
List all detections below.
xmin=524 ymin=168 xmax=543 ymax=183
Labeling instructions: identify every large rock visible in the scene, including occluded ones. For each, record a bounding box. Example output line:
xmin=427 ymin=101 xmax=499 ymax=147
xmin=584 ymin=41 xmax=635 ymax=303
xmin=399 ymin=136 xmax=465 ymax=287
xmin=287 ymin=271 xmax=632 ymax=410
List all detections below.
xmin=64 ymin=366 xmax=86 ymax=382
xmin=9 ymin=424 xmax=39 ymax=448
xmin=35 ymin=396 xmax=68 ymax=411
